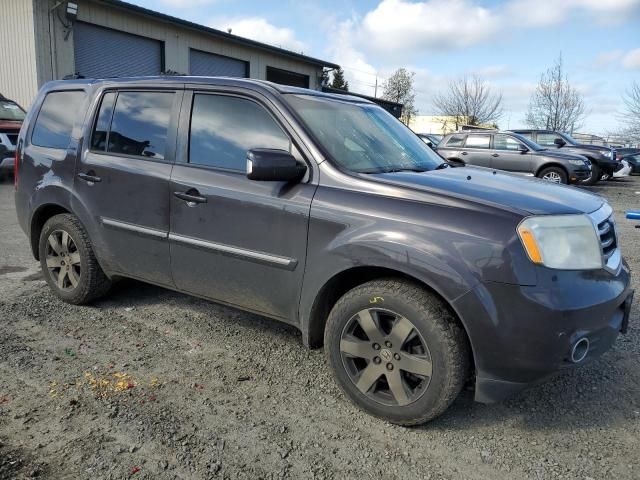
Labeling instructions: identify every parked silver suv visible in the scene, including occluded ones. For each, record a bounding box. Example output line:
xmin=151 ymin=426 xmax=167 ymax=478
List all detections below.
xmin=437 ymin=130 xmax=591 ymax=184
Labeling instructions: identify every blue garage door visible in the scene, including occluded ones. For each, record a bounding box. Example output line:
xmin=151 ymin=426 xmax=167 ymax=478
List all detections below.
xmin=74 ymin=22 xmax=163 ymax=79
xmin=189 ymin=49 xmax=248 ymax=77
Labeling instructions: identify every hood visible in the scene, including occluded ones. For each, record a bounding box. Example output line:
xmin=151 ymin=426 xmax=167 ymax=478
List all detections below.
xmin=564 ymin=143 xmax=611 ymax=155
xmin=369 ymin=166 xmax=604 ymax=216
xmin=534 ymin=149 xmax=587 ymax=162
xmin=0 ymin=120 xmax=22 ymax=131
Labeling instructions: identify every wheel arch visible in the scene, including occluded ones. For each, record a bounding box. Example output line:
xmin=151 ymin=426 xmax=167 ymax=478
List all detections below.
xmin=30 ymin=203 xmax=73 ymax=259
xmin=303 ymin=266 xmax=475 ymax=371
xmin=535 ymin=162 xmax=568 ymax=179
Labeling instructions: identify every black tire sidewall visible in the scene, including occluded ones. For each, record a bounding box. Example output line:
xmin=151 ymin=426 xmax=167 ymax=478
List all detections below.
xmin=326 ymin=283 xmax=463 ymax=424
xmin=580 ymin=161 xmax=601 ymax=186
xmin=39 ymin=215 xmax=91 ymax=303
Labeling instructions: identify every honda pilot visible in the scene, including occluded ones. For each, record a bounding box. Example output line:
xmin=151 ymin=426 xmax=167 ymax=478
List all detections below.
xmin=14 ymin=77 xmax=634 ymax=425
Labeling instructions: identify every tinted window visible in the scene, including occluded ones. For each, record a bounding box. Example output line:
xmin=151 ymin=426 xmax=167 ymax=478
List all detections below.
xmin=445 ymin=134 xmax=465 ymax=147
xmin=108 ymin=91 xmax=174 ymax=159
xmin=465 ymin=135 xmax=491 ymax=149
xmin=91 ymin=92 xmax=116 ymax=151
xmin=31 ymin=91 xmax=85 ymax=149
xmin=189 ymin=94 xmax=291 ymax=171
xmin=537 ymin=133 xmax=563 ymax=146
xmin=494 ymin=134 xmax=522 ymax=151
xmin=0 ymin=100 xmax=26 ymax=121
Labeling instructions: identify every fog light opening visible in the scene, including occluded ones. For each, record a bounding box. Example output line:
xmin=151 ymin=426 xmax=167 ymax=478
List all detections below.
xmin=570 ymin=338 xmax=590 ymax=363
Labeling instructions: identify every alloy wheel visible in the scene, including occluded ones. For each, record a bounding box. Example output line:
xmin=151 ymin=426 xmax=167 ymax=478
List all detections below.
xmin=339 ymin=308 xmax=433 ymax=407
xmin=542 ymin=171 xmax=562 ymax=183
xmin=45 ymin=229 xmax=81 ymax=290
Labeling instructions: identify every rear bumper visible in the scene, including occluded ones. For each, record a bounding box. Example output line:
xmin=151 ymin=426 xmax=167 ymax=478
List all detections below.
xmin=452 ymin=262 xmax=633 ymax=403
xmin=0 ymin=155 xmax=14 ymax=171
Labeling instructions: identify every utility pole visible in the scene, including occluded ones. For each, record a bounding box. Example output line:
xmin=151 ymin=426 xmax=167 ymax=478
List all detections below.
xmin=374 ymin=77 xmax=378 ymax=98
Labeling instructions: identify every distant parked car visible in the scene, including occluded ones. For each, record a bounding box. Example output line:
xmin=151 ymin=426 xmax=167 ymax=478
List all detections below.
xmin=509 ymin=129 xmax=619 ymax=185
xmin=621 ymin=151 xmax=640 ymax=175
xmin=436 ymin=130 xmax=591 ymax=184
xmin=615 ymin=147 xmax=640 ymax=161
xmin=417 ymin=133 xmax=442 ymax=148
xmin=0 ymin=94 xmax=26 ymax=178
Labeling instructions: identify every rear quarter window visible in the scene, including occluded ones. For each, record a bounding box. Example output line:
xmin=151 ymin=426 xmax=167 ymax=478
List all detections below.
xmin=31 ymin=91 xmax=86 ymax=149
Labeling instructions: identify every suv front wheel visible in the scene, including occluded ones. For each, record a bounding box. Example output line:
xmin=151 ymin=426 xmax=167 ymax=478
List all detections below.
xmin=325 ymin=279 xmax=470 ymax=425
xmin=39 ymin=214 xmax=111 ymax=304
xmin=538 ymin=166 xmax=568 ymax=184
xmin=580 ymin=160 xmax=601 ymax=186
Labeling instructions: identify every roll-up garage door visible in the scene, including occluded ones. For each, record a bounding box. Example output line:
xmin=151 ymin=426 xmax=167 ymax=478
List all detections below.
xmin=74 ymin=22 xmax=163 ymax=79
xmin=189 ymin=49 xmax=248 ymax=77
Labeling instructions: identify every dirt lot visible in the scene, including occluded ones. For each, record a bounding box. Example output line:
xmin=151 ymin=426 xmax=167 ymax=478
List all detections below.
xmin=1 ymin=177 xmax=639 ymax=480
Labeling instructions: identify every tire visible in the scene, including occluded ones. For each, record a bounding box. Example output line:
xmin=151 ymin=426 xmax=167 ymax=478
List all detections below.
xmin=324 ymin=279 xmax=470 ymax=426
xmin=537 ymin=166 xmax=568 ymax=184
xmin=580 ymin=160 xmax=601 ymax=186
xmin=38 ymin=213 xmax=111 ymax=304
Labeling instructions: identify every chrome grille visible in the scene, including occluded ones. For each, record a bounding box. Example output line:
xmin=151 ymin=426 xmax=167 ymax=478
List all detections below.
xmin=597 ymin=217 xmax=617 ymax=260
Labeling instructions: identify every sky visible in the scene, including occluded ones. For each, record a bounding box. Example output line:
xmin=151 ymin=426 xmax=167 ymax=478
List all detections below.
xmin=128 ymin=0 xmax=640 ymax=135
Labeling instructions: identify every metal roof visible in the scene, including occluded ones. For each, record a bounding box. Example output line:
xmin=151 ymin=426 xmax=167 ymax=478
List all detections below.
xmin=93 ymin=0 xmax=340 ymax=69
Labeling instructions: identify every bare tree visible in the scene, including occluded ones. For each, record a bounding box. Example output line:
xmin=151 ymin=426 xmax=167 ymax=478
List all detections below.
xmin=525 ymin=55 xmax=585 ymax=132
xmin=432 ymin=75 xmax=503 ymax=128
xmin=382 ymin=68 xmax=418 ymax=125
xmin=620 ymin=81 xmax=640 ymax=140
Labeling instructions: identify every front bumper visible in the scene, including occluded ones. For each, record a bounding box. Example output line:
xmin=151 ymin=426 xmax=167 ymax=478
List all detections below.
xmin=569 ymin=168 xmax=590 ymax=182
xmin=452 ymin=262 xmax=633 ymax=403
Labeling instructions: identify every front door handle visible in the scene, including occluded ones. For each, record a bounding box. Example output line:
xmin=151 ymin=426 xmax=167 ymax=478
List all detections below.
xmin=174 ymin=190 xmax=207 ymax=205
xmin=77 ymin=172 xmax=102 ymax=183
xmin=492 ymin=153 xmax=499 ymax=157
xmin=461 ymin=151 xmax=468 ymax=155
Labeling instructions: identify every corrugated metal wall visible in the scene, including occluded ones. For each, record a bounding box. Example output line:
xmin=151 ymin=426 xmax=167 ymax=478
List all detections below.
xmin=0 ymin=0 xmax=39 ymax=109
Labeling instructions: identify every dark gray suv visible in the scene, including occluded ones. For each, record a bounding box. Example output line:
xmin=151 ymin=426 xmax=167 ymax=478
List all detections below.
xmin=14 ymin=77 xmax=633 ymax=425
xmin=510 ymin=130 xmax=619 ymax=185
xmin=436 ymin=130 xmax=591 ymax=184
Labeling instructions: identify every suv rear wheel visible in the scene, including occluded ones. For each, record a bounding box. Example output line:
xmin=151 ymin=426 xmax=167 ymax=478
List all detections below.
xmin=538 ymin=166 xmax=568 ymax=184
xmin=39 ymin=214 xmax=111 ymax=304
xmin=325 ymin=279 xmax=470 ymax=425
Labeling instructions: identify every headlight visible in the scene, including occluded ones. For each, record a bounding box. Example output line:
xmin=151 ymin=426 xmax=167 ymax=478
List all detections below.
xmin=517 ymin=215 xmax=602 ymax=269
xmin=568 ymin=159 xmax=586 ymax=166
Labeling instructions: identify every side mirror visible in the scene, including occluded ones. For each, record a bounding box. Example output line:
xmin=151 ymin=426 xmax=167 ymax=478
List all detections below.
xmin=553 ymin=138 xmax=566 ymax=147
xmin=518 ymin=144 xmax=529 ymax=153
xmin=246 ymin=148 xmax=306 ymax=182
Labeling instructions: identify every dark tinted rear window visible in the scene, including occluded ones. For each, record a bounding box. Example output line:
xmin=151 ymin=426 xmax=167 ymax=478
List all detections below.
xmin=31 ymin=91 xmax=85 ymax=149
xmin=108 ymin=91 xmax=174 ymax=159
xmin=444 ymin=134 xmax=465 ymax=147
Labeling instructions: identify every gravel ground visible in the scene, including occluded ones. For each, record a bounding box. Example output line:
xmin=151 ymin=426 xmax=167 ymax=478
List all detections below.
xmin=1 ymin=176 xmax=639 ymax=480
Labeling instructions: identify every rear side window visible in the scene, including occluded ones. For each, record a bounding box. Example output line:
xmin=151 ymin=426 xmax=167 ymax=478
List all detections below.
xmin=444 ymin=134 xmax=465 ymax=147
xmin=465 ymin=135 xmax=491 ymax=149
xmin=107 ymin=91 xmax=174 ymax=159
xmin=31 ymin=91 xmax=85 ymax=149
xmin=189 ymin=94 xmax=291 ymax=171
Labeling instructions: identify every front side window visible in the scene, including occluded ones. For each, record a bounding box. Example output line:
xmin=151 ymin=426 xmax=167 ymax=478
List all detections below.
xmin=464 ymin=135 xmax=491 ymax=149
xmin=537 ymin=133 xmax=564 ymax=146
xmin=494 ymin=134 xmax=522 ymax=151
xmin=285 ymin=94 xmax=443 ymax=173
xmin=0 ymin=100 xmax=26 ymax=121
xmin=108 ymin=91 xmax=174 ymax=159
xmin=189 ymin=94 xmax=291 ymax=171
xmin=445 ymin=134 xmax=466 ymax=147
xmin=31 ymin=91 xmax=85 ymax=149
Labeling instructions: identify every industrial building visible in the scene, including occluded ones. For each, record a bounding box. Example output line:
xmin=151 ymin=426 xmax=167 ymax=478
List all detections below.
xmin=0 ymin=0 xmax=339 ymax=109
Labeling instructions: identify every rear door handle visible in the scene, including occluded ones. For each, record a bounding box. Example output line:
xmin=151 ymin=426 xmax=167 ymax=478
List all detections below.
xmin=174 ymin=190 xmax=207 ymax=205
xmin=461 ymin=151 xmax=468 ymax=155
xmin=77 ymin=172 xmax=102 ymax=183
xmin=492 ymin=153 xmax=499 ymax=157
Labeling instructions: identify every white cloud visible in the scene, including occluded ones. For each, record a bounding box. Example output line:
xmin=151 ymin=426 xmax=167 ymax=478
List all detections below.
xmin=468 ymin=65 xmax=513 ymax=78
xmin=505 ymin=0 xmax=640 ymax=27
xmin=208 ymin=17 xmax=307 ymax=53
xmin=622 ymin=48 xmax=640 ymax=69
xmin=592 ymin=50 xmax=624 ymax=68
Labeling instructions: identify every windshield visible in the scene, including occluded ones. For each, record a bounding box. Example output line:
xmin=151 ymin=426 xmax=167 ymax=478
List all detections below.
xmin=286 ymin=94 xmax=443 ymax=173
xmin=511 ymin=132 xmax=545 ymax=151
xmin=0 ymin=100 xmax=26 ymax=121
xmin=559 ymin=132 xmax=578 ymax=145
